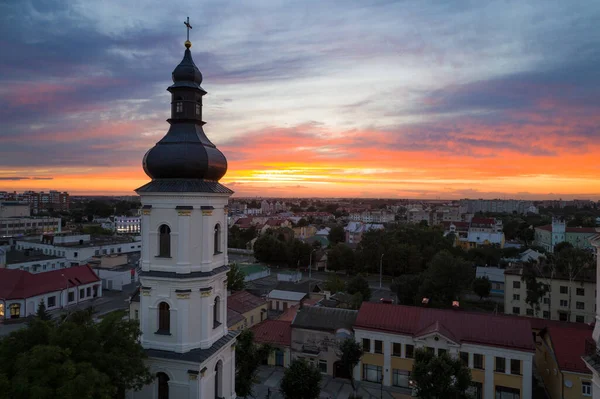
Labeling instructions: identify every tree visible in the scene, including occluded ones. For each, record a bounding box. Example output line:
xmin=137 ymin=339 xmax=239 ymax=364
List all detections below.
xmin=296 ymin=218 xmax=309 ymax=227
xmin=412 ymin=348 xmax=472 ymax=399
xmin=227 ymin=263 xmax=246 ymax=292
xmin=336 ymin=338 xmax=363 ymax=392
xmin=472 ymin=276 xmax=491 ymax=300
xmin=329 ymin=225 xmax=346 ymax=245
xmin=553 ymin=247 xmax=595 ymax=321
xmin=0 ymin=310 xmax=153 ymax=399
xmin=324 ymin=274 xmax=346 ymax=294
xmin=391 ymin=274 xmax=422 ymax=306
xmin=280 ymin=359 xmax=322 ymax=399
xmin=35 ymin=300 xmax=52 ymax=321
xmin=235 ymin=330 xmax=272 ymax=398
xmin=521 ymin=262 xmax=549 ymax=317
xmin=327 ymin=243 xmax=355 ymax=272
xmin=346 ymin=276 xmax=371 ymax=302
xmin=419 ymin=251 xmax=474 ymax=307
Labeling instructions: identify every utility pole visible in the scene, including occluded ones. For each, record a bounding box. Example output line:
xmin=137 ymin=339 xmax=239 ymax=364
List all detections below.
xmin=380 ymin=253 xmax=384 ymax=289
xmin=309 ymin=249 xmax=316 ymax=280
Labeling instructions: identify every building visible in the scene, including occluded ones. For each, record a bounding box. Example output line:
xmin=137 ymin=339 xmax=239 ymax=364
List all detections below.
xmin=0 ymin=201 xmax=30 ymax=218
xmin=1 ymin=248 xmax=68 ymax=273
xmin=0 ymin=190 xmax=70 ymax=213
xmin=115 ymin=216 xmax=141 ymax=234
xmin=226 ymin=290 xmax=268 ymax=330
xmin=458 ymin=217 xmax=505 ymax=249
xmin=460 ymin=199 xmax=536 ymax=215
xmin=251 ymin=319 xmax=293 ymax=367
xmin=0 ymin=265 xmax=102 ymax=320
xmin=504 ymin=264 xmax=595 ymax=323
xmin=475 ymin=266 xmax=505 ymax=296
xmin=534 ymin=219 xmax=598 ymax=252
xmin=16 ymin=233 xmax=141 ymax=266
xmin=127 ymin=35 xmax=236 ymax=399
xmin=89 ymin=254 xmax=138 ymax=291
xmin=344 ymin=222 xmax=384 ymax=246
xmin=536 ymin=324 xmax=593 ymax=399
xmin=581 ymin=234 xmax=600 ymax=397
xmin=353 ymin=303 xmax=534 ymax=399
xmin=1 ymin=216 xmax=62 ymax=237
xmin=290 ymin=306 xmax=358 ymax=377
xmin=350 ymin=210 xmax=394 ymax=223
xmin=267 ymin=289 xmax=307 ymax=312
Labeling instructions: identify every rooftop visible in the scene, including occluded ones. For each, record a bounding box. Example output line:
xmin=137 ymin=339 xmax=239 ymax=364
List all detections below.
xmin=5 ymin=249 xmax=65 ymax=264
xmin=227 ymin=290 xmax=267 ymax=314
xmin=536 ymin=224 xmax=599 ymax=234
xmin=292 ymin=306 xmax=358 ymax=332
xmin=545 ymin=325 xmax=592 ymax=374
xmin=251 ymin=320 xmax=291 ymax=347
xmin=354 ymin=303 xmax=535 ymax=352
xmin=267 ymin=289 xmax=307 ymax=302
xmin=227 ymin=308 xmax=245 ymax=328
xmin=17 ymin=235 xmax=137 ymax=248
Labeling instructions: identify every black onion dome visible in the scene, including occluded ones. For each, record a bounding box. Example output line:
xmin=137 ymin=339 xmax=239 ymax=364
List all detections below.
xmin=171 ymin=48 xmax=204 ymax=90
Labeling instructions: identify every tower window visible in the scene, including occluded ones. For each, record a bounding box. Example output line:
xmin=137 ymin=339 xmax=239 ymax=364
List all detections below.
xmin=213 ymin=296 xmax=221 ymax=328
xmin=158 ymin=302 xmax=170 ymax=333
xmin=214 ymin=224 xmax=221 ymax=254
xmin=176 ymin=102 xmax=183 ymax=113
xmin=157 ymin=372 xmax=169 ymax=399
xmin=195 ymin=102 xmax=201 ymax=116
xmin=158 ymin=224 xmax=171 ymax=257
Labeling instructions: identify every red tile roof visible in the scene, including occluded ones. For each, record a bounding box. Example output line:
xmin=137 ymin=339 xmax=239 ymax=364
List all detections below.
xmin=227 ymin=290 xmax=267 ymax=314
xmin=0 ymin=265 xmax=100 ymax=300
xmin=355 ymin=303 xmax=535 ymax=352
xmin=547 ymin=325 xmax=592 ymax=374
xmin=277 ymin=305 xmax=299 ymax=321
xmin=227 ymin=308 xmax=245 ymax=328
xmin=251 ymin=320 xmax=291 ymax=347
xmin=470 ymin=218 xmax=496 ymax=225
xmin=442 ymin=221 xmax=470 ymax=230
xmin=536 ymin=224 xmax=599 ymax=234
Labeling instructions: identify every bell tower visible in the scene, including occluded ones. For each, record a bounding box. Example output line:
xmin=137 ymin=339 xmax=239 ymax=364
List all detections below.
xmin=129 ymin=20 xmax=236 ymax=399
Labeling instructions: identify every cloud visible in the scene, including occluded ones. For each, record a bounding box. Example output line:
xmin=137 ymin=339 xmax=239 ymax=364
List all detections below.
xmin=0 ymin=177 xmax=53 ymax=181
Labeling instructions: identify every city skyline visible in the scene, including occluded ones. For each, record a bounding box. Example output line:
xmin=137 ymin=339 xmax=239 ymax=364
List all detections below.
xmin=1 ymin=1 xmax=600 ymax=200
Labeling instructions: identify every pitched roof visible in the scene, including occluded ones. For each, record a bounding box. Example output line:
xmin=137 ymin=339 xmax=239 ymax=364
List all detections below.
xmin=227 ymin=308 xmax=245 ymax=328
xmin=355 ymin=303 xmax=534 ymax=352
xmin=536 ymin=224 xmax=599 ymax=234
xmin=278 ymin=305 xmax=299 ymax=321
xmin=546 ymin=325 xmax=592 ymax=374
xmin=292 ymin=306 xmax=358 ymax=332
xmin=415 ymin=320 xmax=458 ymax=343
xmin=227 ymin=290 xmax=267 ymax=314
xmin=470 ymin=218 xmax=496 ymax=225
xmin=251 ymin=320 xmax=291 ymax=347
xmin=0 ymin=265 xmax=100 ymax=299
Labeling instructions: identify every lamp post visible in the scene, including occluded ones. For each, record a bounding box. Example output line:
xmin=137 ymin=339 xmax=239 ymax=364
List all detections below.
xmin=379 ymin=253 xmax=384 ymax=289
xmin=309 ymin=249 xmax=317 ymax=280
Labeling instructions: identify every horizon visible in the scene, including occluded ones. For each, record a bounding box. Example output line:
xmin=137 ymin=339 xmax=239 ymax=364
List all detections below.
xmin=1 ymin=2 xmax=600 ymax=199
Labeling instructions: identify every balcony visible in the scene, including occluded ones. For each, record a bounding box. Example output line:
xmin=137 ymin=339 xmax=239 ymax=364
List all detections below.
xmin=301 ymin=344 xmax=321 ymax=355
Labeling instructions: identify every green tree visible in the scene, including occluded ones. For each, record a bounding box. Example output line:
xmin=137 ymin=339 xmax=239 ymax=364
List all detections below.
xmin=553 ymin=247 xmax=595 ymax=321
xmin=336 ymin=338 xmax=363 ymax=392
xmin=324 ymin=274 xmax=346 ymax=294
xmin=327 ymin=243 xmax=355 ymax=272
xmin=412 ymin=348 xmax=472 ymax=399
xmin=235 ymin=330 xmax=272 ymax=398
xmin=227 ymin=263 xmax=246 ymax=292
xmin=346 ymin=276 xmax=371 ymax=302
xmin=280 ymin=359 xmax=322 ymax=399
xmin=391 ymin=274 xmax=422 ymax=306
xmin=521 ymin=262 xmax=549 ymax=317
xmin=0 ymin=310 xmax=153 ymax=399
xmin=419 ymin=251 xmax=474 ymax=307
xmin=296 ymin=218 xmax=309 ymax=227
xmin=472 ymin=276 xmax=491 ymax=300
xmin=35 ymin=300 xmax=52 ymax=321
xmin=329 ymin=225 xmax=346 ymax=245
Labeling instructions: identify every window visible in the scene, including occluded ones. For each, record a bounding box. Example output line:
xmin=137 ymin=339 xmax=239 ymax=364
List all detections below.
xmin=213 ymin=296 xmax=221 ymax=328
xmin=214 ymin=224 xmax=221 ymax=254
xmin=559 ymin=312 xmax=568 ymax=322
xmin=392 ymin=369 xmax=410 ymax=388
xmin=47 ymin=296 xmax=56 ymax=307
xmin=583 ymin=381 xmax=592 ymax=396
xmin=362 ymin=338 xmax=370 ymax=352
xmin=195 ymin=102 xmax=201 ymax=116
xmin=513 ymin=281 xmax=520 ymax=289
xmin=374 ymin=340 xmax=383 ymax=354
xmin=513 ymin=294 xmax=520 ymax=300
xmin=176 ymin=101 xmax=183 ymax=113
xmin=511 ymin=359 xmax=520 ymax=375
xmin=392 ymin=343 xmax=401 ymax=357
xmin=543 ymin=297 xmax=549 ymax=304
xmin=577 ymin=288 xmax=585 ymax=296
xmin=158 ymin=302 xmax=170 ymax=333
xmin=0 ymin=303 xmax=4 ymax=318
xmin=9 ymin=303 xmax=21 ymax=319
xmin=362 ymin=364 xmax=382 ymax=383
xmin=467 ymin=382 xmax=483 ymax=399
xmin=134 ymin=309 xmax=139 ymax=320
xmin=526 ymin=308 xmax=533 ymax=316
xmin=74 ymin=252 xmax=78 ymax=258
xmin=577 ymin=315 xmax=585 ymax=323
xmin=512 ymin=307 xmax=520 ymax=315
xmin=68 ymin=292 xmax=74 ymax=302
xmin=543 ymin=311 xmax=550 ymax=319
xmin=473 ymin=354 xmax=484 ymax=369
xmin=560 ymin=300 xmax=568 ymax=307
xmin=95 ymin=250 xmax=100 ymax=256
xmin=425 ymin=347 xmax=435 ymax=355
xmin=158 ymin=224 xmax=171 ymax=257
xmin=576 ymin=302 xmax=585 ymax=310
xmin=318 ymin=360 xmax=327 ymax=373
xmin=495 ymin=357 xmax=506 ymax=373
xmin=102 ymin=249 xmax=107 ymax=255
xmin=438 ymin=348 xmax=447 ymax=357
xmin=559 ymin=286 xmax=568 ymax=294
xmin=157 ymin=372 xmax=169 ymax=399
xmin=87 ymin=287 xmax=91 ymax=297
xmin=495 ymin=386 xmax=520 ymax=399
xmin=460 ymin=352 xmax=469 ymax=366
xmin=79 ymin=289 xmax=84 ymax=299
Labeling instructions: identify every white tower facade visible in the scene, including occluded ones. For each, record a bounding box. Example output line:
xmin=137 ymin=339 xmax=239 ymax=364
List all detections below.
xmin=128 ymin=30 xmax=237 ymax=399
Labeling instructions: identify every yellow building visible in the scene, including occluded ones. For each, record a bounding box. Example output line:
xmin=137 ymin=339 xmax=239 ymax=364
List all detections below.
xmin=226 ymin=290 xmax=268 ymax=331
xmin=353 ymin=303 xmax=534 ymax=399
xmin=536 ymin=324 xmax=593 ymax=399
xmin=251 ymin=319 xmax=292 ymax=367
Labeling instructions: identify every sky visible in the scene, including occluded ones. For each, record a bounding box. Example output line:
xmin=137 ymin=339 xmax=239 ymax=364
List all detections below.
xmin=1 ymin=0 xmax=599 ymax=199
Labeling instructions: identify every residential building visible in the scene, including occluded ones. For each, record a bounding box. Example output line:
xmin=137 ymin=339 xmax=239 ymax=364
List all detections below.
xmin=0 ymin=190 xmax=70 ymax=213
xmin=1 ymin=216 xmax=62 ymax=236
xmin=1 ymin=249 xmax=68 ymax=273
xmin=16 ymin=233 xmax=141 ymax=266
xmin=458 ymin=217 xmax=505 ymax=249
xmin=582 ymin=234 xmax=600 ymax=397
xmin=476 ymin=266 xmax=505 ymax=296
xmin=534 ymin=219 xmax=598 ymax=252
xmin=350 ymin=210 xmax=394 ymax=223
xmin=536 ymin=324 xmax=593 ymax=399
xmin=292 ymin=225 xmax=317 ymax=239
xmin=460 ymin=199 xmax=536 ymax=215
xmin=226 ymin=290 xmax=268 ymax=330
xmin=344 ymin=222 xmax=384 ymax=246
xmin=353 ymin=303 xmax=534 ymax=399
xmin=504 ymin=264 xmax=596 ymax=323
xmin=0 ymin=201 xmax=30 ymax=218
xmin=115 ymin=216 xmax=141 ymax=234
xmin=252 ymin=319 xmax=292 ymax=367
xmin=267 ymin=290 xmax=307 ymax=312
xmin=0 ymin=265 xmax=102 ymax=320
xmin=291 ymin=306 xmax=358 ymax=377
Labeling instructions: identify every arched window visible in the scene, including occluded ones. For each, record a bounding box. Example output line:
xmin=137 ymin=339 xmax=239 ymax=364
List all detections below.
xmin=158 ymin=225 xmax=171 ymax=257
xmin=157 ymin=372 xmax=169 ymax=399
xmin=158 ymin=302 xmax=170 ymax=333
xmin=0 ymin=303 xmax=4 ymax=318
xmin=214 ymin=224 xmax=221 ymax=254
xmin=175 ymin=96 xmax=183 ymax=114
xmin=195 ymin=101 xmax=201 ymax=116
xmin=214 ymin=361 xmax=223 ymax=398
xmin=9 ymin=303 xmax=20 ymax=319
xmin=213 ymin=296 xmax=221 ymax=328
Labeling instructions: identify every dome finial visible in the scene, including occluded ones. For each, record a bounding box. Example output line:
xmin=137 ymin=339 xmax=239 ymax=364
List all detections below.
xmin=184 ymin=17 xmax=192 ymax=48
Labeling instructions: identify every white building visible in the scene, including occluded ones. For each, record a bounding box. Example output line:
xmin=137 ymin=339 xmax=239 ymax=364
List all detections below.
xmin=350 ymin=210 xmax=395 ymax=223
xmin=127 ymin=38 xmax=236 ymax=399
xmin=1 ymin=249 xmax=68 ymax=273
xmin=1 ymin=216 xmax=62 ymax=237
xmin=0 ymin=265 xmax=102 ymax=320
xmin=583 ymin=234 xmax=600 ymax=397
xmin=115 ymin=215 xmax=142 ymax=234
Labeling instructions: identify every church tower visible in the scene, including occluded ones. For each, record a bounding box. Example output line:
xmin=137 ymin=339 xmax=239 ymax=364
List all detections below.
xmin=129 ymin=23 xmax=237 ymax=399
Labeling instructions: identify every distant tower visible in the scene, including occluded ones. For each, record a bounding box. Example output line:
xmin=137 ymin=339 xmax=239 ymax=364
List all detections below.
xmin=128 ymin=21 xmax=236 ymax=399
xmin=551 ymin=217 xmax=566 ymax=251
